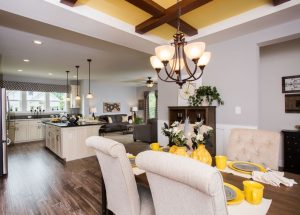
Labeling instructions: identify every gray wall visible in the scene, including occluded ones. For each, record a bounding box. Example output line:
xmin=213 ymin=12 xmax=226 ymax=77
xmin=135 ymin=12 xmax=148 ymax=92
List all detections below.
xmin=158 ymin=18 xmax=300 ymax=126
xmin=259 ymin=38 xmax=300 ymax=132
xmin=81 ymin=80 xmax=138 ymax=116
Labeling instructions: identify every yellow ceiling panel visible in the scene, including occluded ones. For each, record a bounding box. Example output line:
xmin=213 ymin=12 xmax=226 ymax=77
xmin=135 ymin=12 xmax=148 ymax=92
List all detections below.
xmin=77 ymin=0 xmax=151 ymax=25
xmin=181 ymin=0 xmax=272 ymax=29
xmin=76 ymin=0 xmax=272 ymax=40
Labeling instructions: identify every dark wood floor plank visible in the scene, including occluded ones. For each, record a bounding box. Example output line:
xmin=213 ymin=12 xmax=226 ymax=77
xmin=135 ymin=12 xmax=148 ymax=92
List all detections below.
xmin=0 ymin=139 xmax=149 ymax=215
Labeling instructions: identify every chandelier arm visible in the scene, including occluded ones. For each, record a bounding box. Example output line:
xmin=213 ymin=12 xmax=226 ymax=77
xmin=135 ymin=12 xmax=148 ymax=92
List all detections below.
xmin=181 ymin=48 xmax=199 ymax=81
xmin=185 ymin=64 xmax=200 ymax=81
xmin=157 ymin=71 xmax=177 ymax=82
xmin=187 ymin=68 xmax=204 ymax=81
xmin=163 ymin=66 xmax=178 ymax=81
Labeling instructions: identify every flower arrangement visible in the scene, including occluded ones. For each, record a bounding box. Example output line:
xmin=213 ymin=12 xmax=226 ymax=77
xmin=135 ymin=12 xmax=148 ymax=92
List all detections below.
xmin=162 ymin=121 xmax=190 ymax=149
xmin=191 ymin=120 xmax=213 ymax=150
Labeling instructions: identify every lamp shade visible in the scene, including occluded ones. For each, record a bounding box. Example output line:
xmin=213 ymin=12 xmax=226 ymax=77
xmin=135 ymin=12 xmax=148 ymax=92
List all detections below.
xmin=86 ymin=93 xmax=93 ymax=99
xmin=131 ymin=107 xmax=138 ymax=112
xmin=75 ymin=95 xmax=81 ymax=100
xmin=90 ymin=107 xmax=97 ymax=113
xmin=169 ymin=58 xmax=184 ymax=71
xmin=184 ymin=42 xmax=205 ymax=60
xmin=155 ymin=45 xmax=175 ymax=61
xmin=150 ymin=56 xmax=164 ymax=69
xmin=197 ymin=52 xmax=211 ymax=66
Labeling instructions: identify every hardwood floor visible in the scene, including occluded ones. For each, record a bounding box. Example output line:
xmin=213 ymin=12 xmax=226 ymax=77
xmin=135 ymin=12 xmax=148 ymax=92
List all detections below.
xmin=0 ymin=140 xmax=149 ymax=215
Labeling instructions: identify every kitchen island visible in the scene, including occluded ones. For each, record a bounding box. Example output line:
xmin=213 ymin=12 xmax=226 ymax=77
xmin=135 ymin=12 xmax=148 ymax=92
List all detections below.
xmin=43 ymin=121 xmax=103 ymax=162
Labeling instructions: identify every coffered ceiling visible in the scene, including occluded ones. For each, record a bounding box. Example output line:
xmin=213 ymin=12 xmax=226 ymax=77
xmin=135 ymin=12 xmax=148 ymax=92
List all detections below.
xmin=0 ymin=0 xmax=299 ymax=84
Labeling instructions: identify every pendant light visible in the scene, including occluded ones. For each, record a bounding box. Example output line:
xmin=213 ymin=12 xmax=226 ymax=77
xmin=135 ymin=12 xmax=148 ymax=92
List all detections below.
xmin=75 ymin=65 xmax=80 ymax=100
xmin=86 ymin=59 xmax=93 ymax=99
xmin=66 ymin=71 xmax=70 ymax=102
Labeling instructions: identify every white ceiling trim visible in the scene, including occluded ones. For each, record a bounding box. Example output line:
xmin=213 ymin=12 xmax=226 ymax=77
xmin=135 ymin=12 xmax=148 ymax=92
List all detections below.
xmin=188 ymin=0 xmax=300 ymax=43
xmin=0 ymin=0 xmax=159 ymax=54
xmin=44 ymin=0 xmax=167 ymax=45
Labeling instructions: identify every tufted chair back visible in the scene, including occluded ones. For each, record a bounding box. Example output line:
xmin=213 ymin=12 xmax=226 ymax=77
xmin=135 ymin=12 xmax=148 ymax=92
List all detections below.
xmin=86 ymin=136 xmax=140 ymax=215
xmin=136 ymin=151 xmax=228 ymax=215
xmin=227 ymin=128 xmax=280 ymax=170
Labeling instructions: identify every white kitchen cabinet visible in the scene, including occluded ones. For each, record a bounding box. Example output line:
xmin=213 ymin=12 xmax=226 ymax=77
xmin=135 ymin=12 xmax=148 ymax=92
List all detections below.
xmin=14 ymin=121 xmax=28 ymax=143
xmin=45 ymin=125 xmax=62 ymax=158
xmin=13 ymin=119 xmax=46 ymax=143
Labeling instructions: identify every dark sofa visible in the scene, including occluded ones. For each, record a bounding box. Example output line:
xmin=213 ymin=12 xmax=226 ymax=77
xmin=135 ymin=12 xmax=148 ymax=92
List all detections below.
xmin=133 ymin=118 xmax=157 ymax=143
xmin=98 ymin=114 xmax=129 ymax=135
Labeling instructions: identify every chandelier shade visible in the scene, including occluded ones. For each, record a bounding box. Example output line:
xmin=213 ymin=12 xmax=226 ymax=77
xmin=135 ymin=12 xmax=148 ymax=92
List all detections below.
xmin=197 ymin=52 xmax=211 ymax=67
xmin=155 ymin=45 xmax=175 ymax=62
xmin=184 ymin=42 xmax=205 ymax=60
xmin=150 ymin=56 xmax=164 ymax=69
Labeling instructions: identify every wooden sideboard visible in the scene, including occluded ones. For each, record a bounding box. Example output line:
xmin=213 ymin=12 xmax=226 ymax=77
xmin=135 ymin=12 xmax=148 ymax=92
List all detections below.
xmin=168 ymin=106 xmax=216 ymax=156
xmin=282 ymin=130 xmax=300 ymax=174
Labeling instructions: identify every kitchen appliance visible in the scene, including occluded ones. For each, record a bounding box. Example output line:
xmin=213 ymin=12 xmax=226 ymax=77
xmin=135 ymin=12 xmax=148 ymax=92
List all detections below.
xmin=0 ymin=88 xmax=8 ymax=176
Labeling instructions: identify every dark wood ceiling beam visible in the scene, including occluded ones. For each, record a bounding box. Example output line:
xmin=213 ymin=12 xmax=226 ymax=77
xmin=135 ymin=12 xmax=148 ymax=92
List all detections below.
xmin=168 ymin=19 xmax=198 ymax=36
xmin=126 ymin=0 xmax=199 ymax=36
xmin=60 ymin=0 xmax=78 ymax=6
xmin=125 ymin=0 xmax=165 ymax=17
xmin=136 ymin=0 xmax=212 ymax=34
xmin=273 ymin=0 xmax=290 ymax=6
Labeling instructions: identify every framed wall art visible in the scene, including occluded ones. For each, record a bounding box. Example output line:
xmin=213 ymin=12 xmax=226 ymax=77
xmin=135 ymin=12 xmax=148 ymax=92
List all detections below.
xmin=103 ymin=102 xmax=121 ymax=113
xmin=285 ymin=94 xmax=300 ymax=113
xmin=282 ymin=75 xmax=300 ymax=93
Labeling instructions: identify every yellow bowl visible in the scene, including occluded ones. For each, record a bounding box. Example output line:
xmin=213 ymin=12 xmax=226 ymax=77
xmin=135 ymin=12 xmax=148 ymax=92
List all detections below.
xmin=224 ymin=183 xmax=244 ymax=205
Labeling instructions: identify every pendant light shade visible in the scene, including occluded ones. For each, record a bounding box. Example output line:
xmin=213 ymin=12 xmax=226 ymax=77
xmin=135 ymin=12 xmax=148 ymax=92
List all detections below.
xmin=66 ymin=71 xmax=70 ymax=102
xmin=86 ymin=59 xmax=93 ymax=99
xmin=75 ymin=65 xmax=80 ymax=100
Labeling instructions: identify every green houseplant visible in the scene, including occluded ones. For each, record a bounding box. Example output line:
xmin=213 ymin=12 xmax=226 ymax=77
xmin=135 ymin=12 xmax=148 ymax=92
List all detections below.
xmin=188 ymin=86 xmax=224 ymax=106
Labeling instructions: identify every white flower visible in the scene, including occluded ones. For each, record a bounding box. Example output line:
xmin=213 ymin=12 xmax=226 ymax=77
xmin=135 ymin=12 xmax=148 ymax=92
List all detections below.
xmin=171 ymin=121 xmax=180 ymax=127
xmin=196 ymin=134 xmax=204 ymax=141
xmin=199 ymin=125 xmax=213 ymax=135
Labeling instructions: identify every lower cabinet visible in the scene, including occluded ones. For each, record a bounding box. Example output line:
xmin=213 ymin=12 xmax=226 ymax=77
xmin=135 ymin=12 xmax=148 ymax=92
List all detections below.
xmin=13 ymin=120 xmax=45 ymax=143
xmin=45 ymin=125 xmax=62 ymax=158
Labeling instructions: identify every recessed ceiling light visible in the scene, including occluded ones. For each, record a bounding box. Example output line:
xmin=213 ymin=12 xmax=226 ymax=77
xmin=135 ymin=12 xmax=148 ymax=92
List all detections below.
xmin=48 ymin=73 xmax=53 ymax=76
xmin=23 ymin=59 xmax=30 ymax=62
xmin=17 ymin=69 xmax=23 ymax=72
xmin=33 ymin=40 xmax=42 ymax=45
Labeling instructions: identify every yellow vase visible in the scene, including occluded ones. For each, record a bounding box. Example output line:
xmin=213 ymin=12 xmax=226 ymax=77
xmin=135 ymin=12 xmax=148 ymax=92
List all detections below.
xmin=169 ymin=145 xmax=178 ymax=154
xmin=191 ymin=144 xmax=212 ymax=166
xmin=169 ymin=146 xmax=188 ymax=157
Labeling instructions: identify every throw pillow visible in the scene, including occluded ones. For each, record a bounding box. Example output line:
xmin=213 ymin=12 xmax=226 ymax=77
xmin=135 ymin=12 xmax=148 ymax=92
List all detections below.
xmin=122 ymin=116 xmax=128 ymax=122
xmin=107 ymin=116 xmax=113 ymax=123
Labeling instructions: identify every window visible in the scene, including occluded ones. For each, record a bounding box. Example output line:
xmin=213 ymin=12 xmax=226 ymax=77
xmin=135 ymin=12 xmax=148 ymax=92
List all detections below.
xmin=148 ymin=91 xmax=157 ymax=119
xmin=49 ymin=92 xmax=66 ymax=111
xmin=7 ymin=90 xmax=22 ymax=112
xmin=26 ymin=91 xmax=46 ymax=112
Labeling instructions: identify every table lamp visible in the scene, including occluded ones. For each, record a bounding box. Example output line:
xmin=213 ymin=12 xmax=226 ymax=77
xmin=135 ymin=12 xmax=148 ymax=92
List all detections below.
xmin=131 ymin=106 xmax=138 ymax=121
xmin=90 ymin=107 xmax=97 ymax=120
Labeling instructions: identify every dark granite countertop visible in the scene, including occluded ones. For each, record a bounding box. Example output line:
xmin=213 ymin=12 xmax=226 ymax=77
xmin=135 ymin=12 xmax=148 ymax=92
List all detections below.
xmin=42 ymin=120 xmax=104 ymax=127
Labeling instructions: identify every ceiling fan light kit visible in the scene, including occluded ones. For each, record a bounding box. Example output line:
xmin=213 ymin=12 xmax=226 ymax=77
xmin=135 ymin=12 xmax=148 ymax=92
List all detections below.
xmin=146 ymin=77 xmax=154 ymax=88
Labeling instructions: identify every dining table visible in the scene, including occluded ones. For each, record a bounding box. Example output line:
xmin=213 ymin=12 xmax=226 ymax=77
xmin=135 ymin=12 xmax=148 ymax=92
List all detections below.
xmin=101 ymin=146 xmax=300 ymax=215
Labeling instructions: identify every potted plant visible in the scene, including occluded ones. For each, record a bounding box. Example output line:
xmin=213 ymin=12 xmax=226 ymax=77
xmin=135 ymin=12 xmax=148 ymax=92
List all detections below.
xmin=188 ymin=86 xmax=224 ymax=106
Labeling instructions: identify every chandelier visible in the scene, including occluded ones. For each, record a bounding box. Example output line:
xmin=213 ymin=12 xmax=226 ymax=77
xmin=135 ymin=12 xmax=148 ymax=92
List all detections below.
xmin=150 ymin=0 xmax=211 ymax=88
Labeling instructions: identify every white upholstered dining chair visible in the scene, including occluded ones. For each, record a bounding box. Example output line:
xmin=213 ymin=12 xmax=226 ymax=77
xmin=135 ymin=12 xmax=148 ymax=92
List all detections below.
xmin=136 ymin=151 xmax=228 ymax=215
xmin=86 ymin=136 xmax=155 ymax=215
xmin=227 ymin=128 xmax=280 ymax=170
